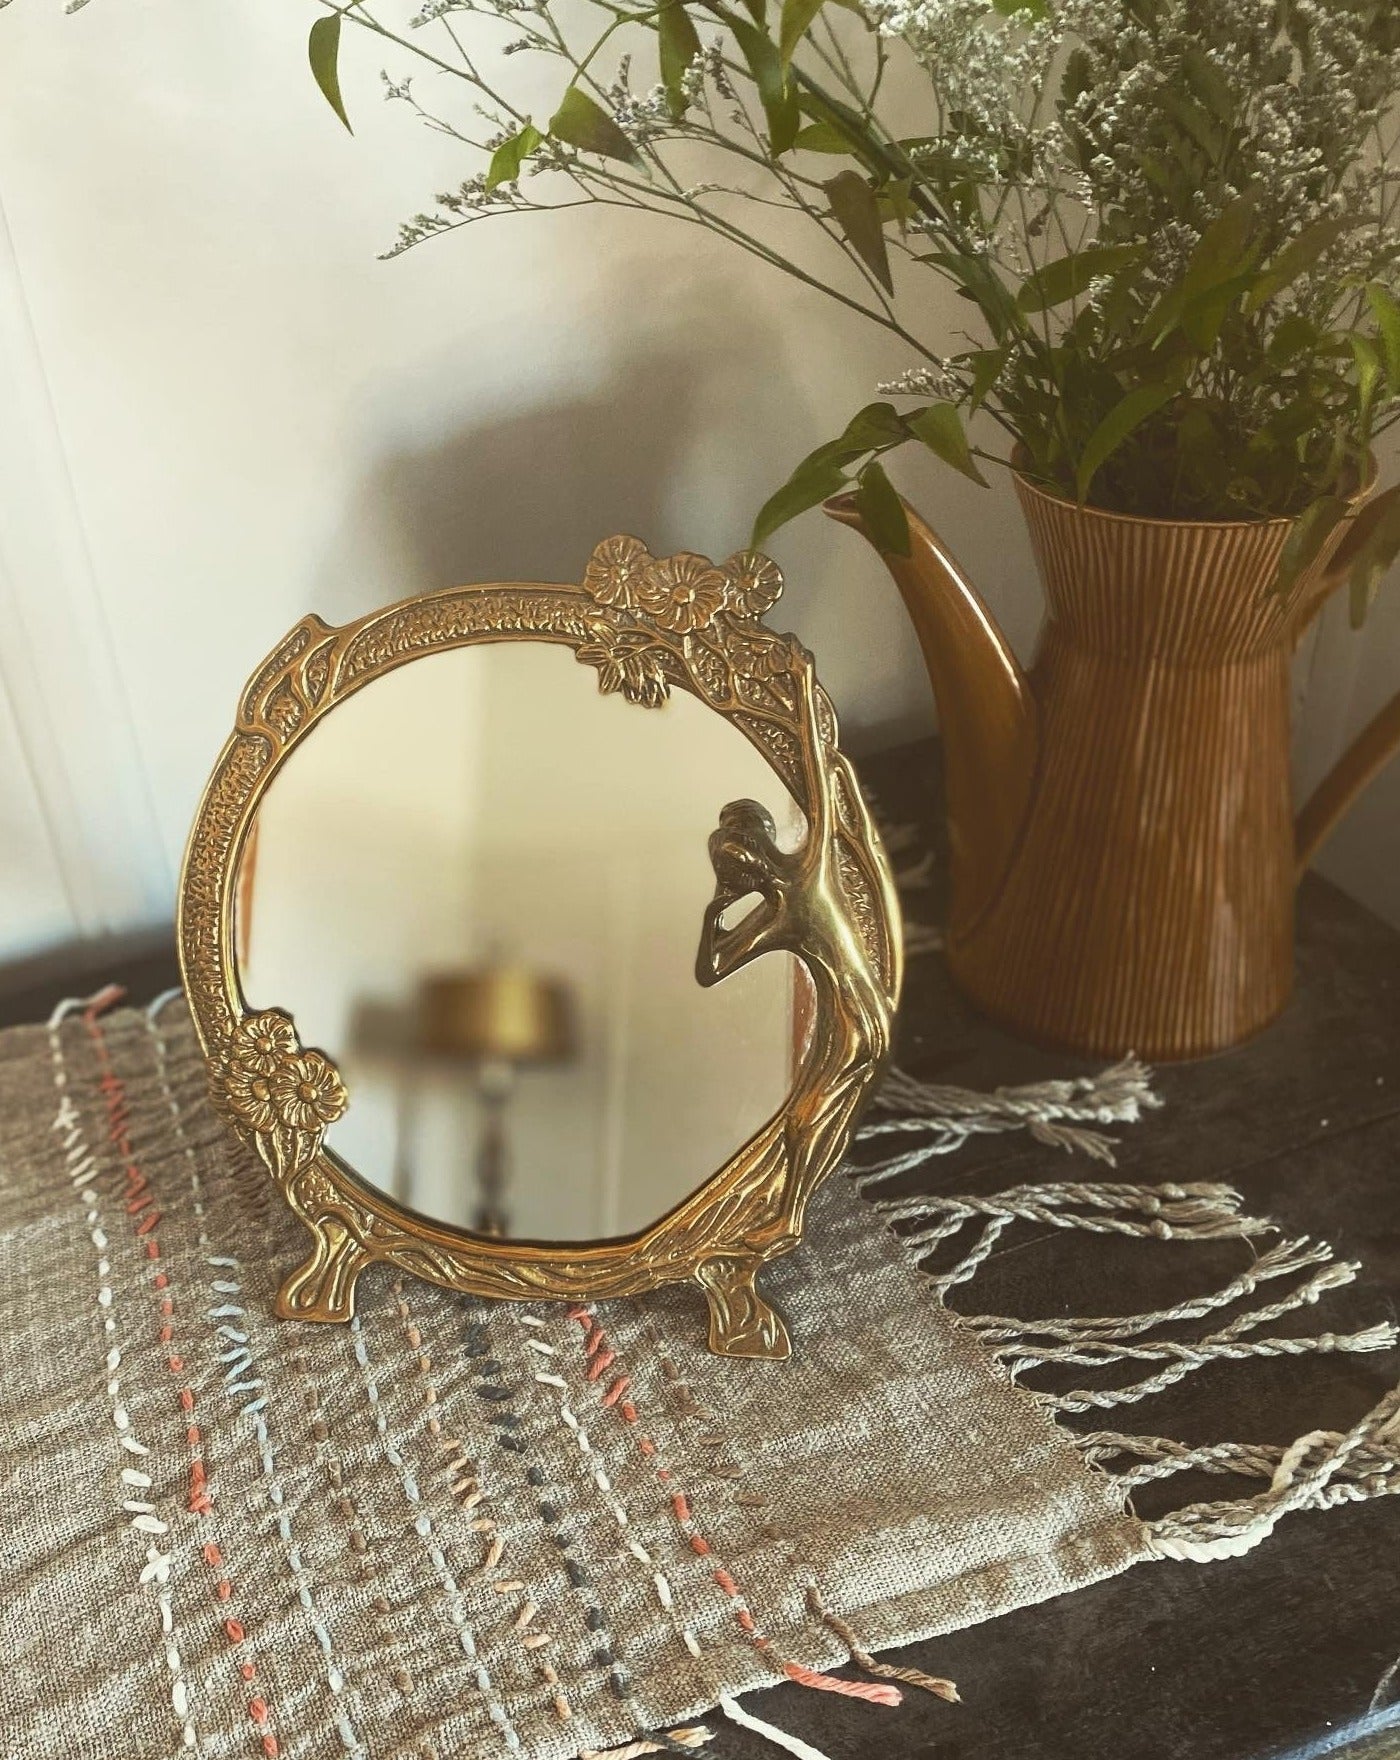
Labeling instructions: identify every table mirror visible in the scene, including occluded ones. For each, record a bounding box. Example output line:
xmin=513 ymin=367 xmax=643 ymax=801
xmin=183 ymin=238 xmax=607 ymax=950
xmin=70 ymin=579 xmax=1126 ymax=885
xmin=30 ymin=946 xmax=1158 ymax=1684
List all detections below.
xmin=178 ymin=538 xmax=901 ymax=1357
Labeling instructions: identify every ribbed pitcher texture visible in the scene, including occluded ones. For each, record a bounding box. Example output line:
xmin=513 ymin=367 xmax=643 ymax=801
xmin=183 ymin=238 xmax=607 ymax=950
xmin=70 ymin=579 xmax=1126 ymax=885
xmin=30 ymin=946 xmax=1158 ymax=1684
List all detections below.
xmin=829 ymin=473 xmax=1400 ymax=1060
xmin=965 ymin=479 xmax=1303 ymax=1058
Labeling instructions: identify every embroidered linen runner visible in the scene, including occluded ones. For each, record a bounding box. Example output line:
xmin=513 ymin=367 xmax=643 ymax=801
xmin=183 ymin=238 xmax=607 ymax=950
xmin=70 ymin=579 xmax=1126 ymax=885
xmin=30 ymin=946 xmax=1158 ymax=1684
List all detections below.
xmin=1 ymin=1001 xmax=1396 ymax=1760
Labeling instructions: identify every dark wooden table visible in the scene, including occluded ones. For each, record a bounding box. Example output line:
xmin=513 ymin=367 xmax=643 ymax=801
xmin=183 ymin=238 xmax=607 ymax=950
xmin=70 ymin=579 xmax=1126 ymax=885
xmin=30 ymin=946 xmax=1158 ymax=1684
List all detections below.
xmin=724 ymin=739 xmax=1400 ymax=1760
xmin=6 ymin=738 xmax=1397 ymax=1760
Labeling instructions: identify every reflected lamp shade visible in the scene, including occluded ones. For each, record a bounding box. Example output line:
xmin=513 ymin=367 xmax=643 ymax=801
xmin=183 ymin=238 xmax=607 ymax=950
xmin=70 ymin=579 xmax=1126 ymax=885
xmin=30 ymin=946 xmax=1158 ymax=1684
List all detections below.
xmin=418 ymin=968 xmax=575 ymax=1067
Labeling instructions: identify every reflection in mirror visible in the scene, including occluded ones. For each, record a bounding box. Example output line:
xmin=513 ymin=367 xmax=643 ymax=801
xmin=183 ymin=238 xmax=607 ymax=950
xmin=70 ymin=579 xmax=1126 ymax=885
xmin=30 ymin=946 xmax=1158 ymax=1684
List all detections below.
xmin=236 ymin=642 xmax=806 ymax=1242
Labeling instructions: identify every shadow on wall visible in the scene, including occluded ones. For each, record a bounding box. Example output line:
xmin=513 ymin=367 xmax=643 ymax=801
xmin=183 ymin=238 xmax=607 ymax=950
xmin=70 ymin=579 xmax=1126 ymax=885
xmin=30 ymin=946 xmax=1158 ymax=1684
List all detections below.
xmin=305 ymin=252 xmax=946 ymax=761
xmin=311 ymin=319 xmax=718 ymax=622
xmin=336 ymin=369 xmax=694 ymax=603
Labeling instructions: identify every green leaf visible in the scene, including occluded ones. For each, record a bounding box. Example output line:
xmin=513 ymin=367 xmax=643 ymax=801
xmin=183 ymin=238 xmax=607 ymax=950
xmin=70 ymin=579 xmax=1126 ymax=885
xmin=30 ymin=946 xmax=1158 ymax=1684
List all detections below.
xmin=876 ymin=176 xmax=918 ymax=234
xmin=308 ymin=14 xmax=352 ymax=135
xmin=752 ymin=454 xmax=849 ymax=546
xmin=830 ymin=400 xmax=907 ymax=452
xmin=1180 ymin=272 xmax=1256 ymax=351
xmin=1245 ymin=215 xmax=1368 ymax=313
xmin=485 ymin=123 xmax=543 ymax=191
xmin=658 ymin=0 xmax=702 ymax=120
xmin=1160 ymin=89 xmax=1226 ymax=163
xmin=966 ymin=347 xmax=1007 ymax=409
xmin=823 ymin=170 xmax=893 ymax=293
xmin=1186 ymin=190 xmax=1259 ymax=290
xmin=793 ymin=121 xmax=853 ymax=153
xmin=1181 ymin=44 xmax=1235 ymax=124
xmin=1267 ymin=311 xmax=1318 ymax=362
xmin=1143 ymin=191 xmax=1258 ymax=343
xmin=905 ymin=403 xmax=988 ymax=486
xmin=1365 ymin=282 xmax=1400 ymax=390
xmin=1352 ymin=334 xmax=1383 ymax=417
xmin=730 ymin=16 xmax=800 ymax=154
xmin=1017 ymin=243 xmax=1144 ymax=313
xmin=1075 ymin=384 xmax=1176 ymax=503
xmin=549 ymin=86 xmax=643 ymax=168
xmin=854 ymin=459 xmax=910 ymax=555
xmin=992 ymin=0 xmax=1047 ymax=16
xmin=1275 ymin=493 xmax=1348 ymax=597
xmin=779 ymin=0 xmax=826 ymax=64
xmin=920 ymin=248 xmax=1018 ymax=341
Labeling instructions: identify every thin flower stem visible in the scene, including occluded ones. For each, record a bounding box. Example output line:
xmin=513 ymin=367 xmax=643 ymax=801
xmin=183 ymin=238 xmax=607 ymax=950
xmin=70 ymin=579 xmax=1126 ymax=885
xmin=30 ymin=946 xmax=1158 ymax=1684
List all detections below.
xmin=339 ymin=0 xmax=1400 ymax=522
xmin=582 ymin=164 xmax=938 ymax=357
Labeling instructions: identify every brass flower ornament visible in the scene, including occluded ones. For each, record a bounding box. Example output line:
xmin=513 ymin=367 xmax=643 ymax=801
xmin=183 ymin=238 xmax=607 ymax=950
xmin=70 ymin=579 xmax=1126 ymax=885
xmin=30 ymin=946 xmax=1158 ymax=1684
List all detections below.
xmin=222 ymin=1009 xmax=348 ymax=1137
xmin=637 ymin=553 xmax=731 ymax=632
xmin=582 ymin=533 xmax=652 ymax=609
xmin=579 ymin=536 xmax=788 ymax=635
xmin=723 ymin=551 xmax=784 ymax=617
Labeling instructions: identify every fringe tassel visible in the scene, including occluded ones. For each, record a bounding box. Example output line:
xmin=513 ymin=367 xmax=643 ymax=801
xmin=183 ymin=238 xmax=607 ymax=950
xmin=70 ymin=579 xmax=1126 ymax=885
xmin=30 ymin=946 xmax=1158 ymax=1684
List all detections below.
xmin=47 ymin=983 xmax=126 ymax=1029
xmin=892 ymin=848 xmax=936 ymax=891
xmin=579 ymin=1728 xmax=711 ymax=1759
xmin=1032 ymin=1320 xmax=1396 ymax=1415
xmin=775 ymin=1658 xmax=900 ymax=1706
xmin=963 ymin=1234 xmax=1337 ymax=1345
xmin=807 ymin=1589 xmax=959 ymax=1703
xmin=719 ymin=1695 xmax=836 ymax=1760
xmin=859 ymin=1180 xmax=1271 ymax=1309
xmin=1076 ymin=1429 xmax=1400 ymax=1497
xmin=1143 ymin=1383 xmax=1400 ymax=1562
xmin=874 ymin=1174 xmax=1400 ymax=1563
xmin=869 ymin=814 xmax=921 ymax=856
xmin=858 ymin=1058 xmax=1161 ymax=1170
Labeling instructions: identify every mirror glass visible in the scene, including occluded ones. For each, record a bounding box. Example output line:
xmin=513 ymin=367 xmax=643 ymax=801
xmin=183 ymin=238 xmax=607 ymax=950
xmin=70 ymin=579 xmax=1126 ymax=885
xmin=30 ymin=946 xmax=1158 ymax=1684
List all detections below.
xmin=235 ymin=641 xmax=806 ymax=1243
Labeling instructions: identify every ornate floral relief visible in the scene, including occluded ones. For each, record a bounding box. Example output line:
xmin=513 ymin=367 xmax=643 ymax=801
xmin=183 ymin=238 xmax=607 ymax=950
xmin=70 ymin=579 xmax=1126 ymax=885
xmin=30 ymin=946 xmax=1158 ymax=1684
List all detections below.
xmin=577 ymin=534 xmax=785 ymax=631
xmin=214 ymin=1009 xmax=348 ymax=1193
xmin=575 ymin=618 xmax=672 ymax=707
xmin=178 ymin=537 xmax=901 ymax=1360
xmin=239 ymin=620 xmax=318 ymax=727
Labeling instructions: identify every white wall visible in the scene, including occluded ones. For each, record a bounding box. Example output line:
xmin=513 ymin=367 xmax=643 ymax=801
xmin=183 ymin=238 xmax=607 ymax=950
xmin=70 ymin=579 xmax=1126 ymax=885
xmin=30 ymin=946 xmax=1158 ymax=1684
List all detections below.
xmin=0 ymin=0 xmax=1396 ymax=966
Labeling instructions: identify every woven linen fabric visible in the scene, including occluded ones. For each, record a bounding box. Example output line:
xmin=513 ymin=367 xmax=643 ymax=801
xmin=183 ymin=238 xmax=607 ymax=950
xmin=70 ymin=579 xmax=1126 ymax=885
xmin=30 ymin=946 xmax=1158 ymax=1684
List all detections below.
xmin=0 ymin=1002 xmax=1197 ymax=1759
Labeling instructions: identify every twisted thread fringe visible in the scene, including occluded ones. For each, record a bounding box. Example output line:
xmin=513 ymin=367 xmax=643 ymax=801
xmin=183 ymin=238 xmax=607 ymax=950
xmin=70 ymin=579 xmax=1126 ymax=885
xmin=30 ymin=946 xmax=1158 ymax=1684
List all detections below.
xmin=807 ymin=1589 xmax=959 ymax=1703
xmin=859 ymin=1058 xmax=1161 ymax=1169
xmin=1143 ymin=1383 xmax=1400 ymax=1561
xmin=1077 ymin=1429 xmax=1400 ymax=1498
xmin=579 ymin=1728 xmax=711 ymax=1759
xmin=874 ymin=1168 xmax=1400 ymax=1566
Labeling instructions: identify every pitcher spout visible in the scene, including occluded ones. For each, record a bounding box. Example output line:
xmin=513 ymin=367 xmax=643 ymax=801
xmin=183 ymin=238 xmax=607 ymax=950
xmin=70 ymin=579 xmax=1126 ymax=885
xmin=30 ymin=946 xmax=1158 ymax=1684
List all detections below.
xmin=825 ymin=492 xmax=1038 ymax=942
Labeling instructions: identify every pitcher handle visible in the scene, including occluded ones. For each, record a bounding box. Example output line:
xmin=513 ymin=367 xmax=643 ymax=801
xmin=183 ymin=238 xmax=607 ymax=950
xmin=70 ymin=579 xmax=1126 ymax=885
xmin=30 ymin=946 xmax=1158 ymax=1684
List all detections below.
xmin=1296 ymin=688 xmax=1400 ymax=876
xmin=1292 ymin=487 xmax=1400 ymax=875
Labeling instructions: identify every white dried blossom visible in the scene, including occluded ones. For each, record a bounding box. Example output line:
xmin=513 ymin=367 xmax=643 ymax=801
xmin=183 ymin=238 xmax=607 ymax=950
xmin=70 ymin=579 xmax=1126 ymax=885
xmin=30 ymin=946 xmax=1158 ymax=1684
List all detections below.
xmin=878 ymin=363 xmax=962 ymax=399
xmin=381 ymin=212 xmax=453 ymax=258
xmin=704 ymin=39 xmax=735 ymax=101
xmin=606 ymin=57 xmax=672 ymax=145
xmin=409 ymin=0 xmax=470 ymax=24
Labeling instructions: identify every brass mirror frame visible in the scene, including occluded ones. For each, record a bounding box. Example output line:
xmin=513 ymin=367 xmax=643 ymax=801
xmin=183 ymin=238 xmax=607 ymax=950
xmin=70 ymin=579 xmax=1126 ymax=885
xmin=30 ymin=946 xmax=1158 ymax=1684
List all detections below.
xmin=178 ymin=537 xmax=902 ymax=1359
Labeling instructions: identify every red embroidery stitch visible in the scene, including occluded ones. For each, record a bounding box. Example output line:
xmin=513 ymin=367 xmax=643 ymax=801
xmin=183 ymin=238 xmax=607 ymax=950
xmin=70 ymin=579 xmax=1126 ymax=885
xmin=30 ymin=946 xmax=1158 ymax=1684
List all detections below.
xmin=84 ymin=1004 xmax=285 ymax=1758
xmin=564 ymin=1306 xmax=903 ymax=1710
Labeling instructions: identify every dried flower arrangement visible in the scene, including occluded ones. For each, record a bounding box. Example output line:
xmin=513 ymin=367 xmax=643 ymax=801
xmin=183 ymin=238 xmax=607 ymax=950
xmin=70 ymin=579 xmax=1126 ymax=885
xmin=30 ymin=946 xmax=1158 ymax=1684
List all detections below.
xmin=286 ymin=0 xmax=1400 ymax=605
